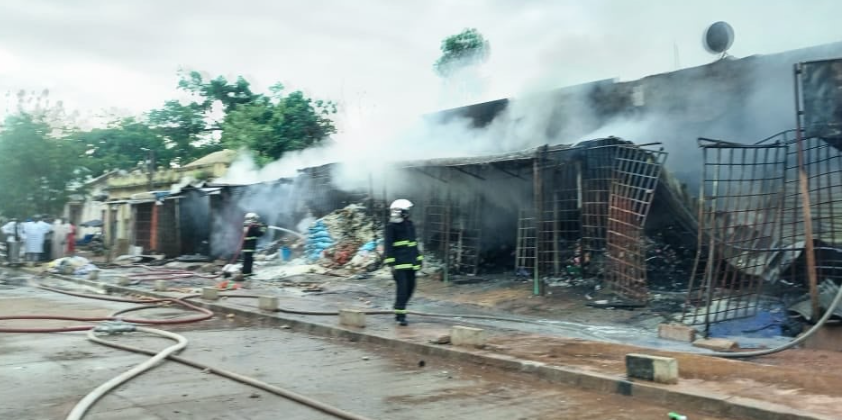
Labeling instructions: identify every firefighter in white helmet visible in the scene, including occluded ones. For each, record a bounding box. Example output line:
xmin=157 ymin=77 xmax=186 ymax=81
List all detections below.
xmin=241 ymin=212 xmax=266 ymax=278
xmin=383 ymin=199 xmax=421 ymax=326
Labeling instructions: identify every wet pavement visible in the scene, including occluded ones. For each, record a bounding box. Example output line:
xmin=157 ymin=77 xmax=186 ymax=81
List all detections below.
xmin=0 ymin=276 xmax=733 ymax=420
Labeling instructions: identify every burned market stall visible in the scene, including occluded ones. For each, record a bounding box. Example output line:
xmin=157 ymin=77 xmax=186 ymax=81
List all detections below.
xmin=682 ymin=58 xmax=842 ymax=336
xmin=207 ymin=179 xmax=306 ymax=260
xmin=398 ymin=146 xmax=541 ymax=280
xmin=385 ymin=137 xmax=697 ymax=298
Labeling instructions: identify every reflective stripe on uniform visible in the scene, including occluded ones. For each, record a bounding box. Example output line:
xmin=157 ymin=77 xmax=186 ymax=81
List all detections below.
xmin=394 ymin=309 xmax=408 ymax=314
xmin=413 ymin=265 xmax=421 ymax=271
xmin=242 ymin=249 xmax=255 ymax=253
xmin=245 ymin=237 xmax=258 ymax=240
xmin=416 ymin=255 xmax=424 ymax=261
xmin=384 ymin=257 xmax=395 ymax=264
xmin=392 ymin=241 xmax=417 ymax=247
xmin=394 ymin=264 xmax=414 ymax=270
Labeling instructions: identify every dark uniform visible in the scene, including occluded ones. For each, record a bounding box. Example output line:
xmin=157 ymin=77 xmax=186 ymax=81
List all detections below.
xmin=384 ymin=219 xmax=422 ymax=323
xmin=242 ymin=223 xmax=267 ymax=277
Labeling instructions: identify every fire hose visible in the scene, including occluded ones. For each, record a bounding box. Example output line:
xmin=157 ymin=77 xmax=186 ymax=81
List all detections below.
xmin=66 ymin=326 xmax=188 ymax=420
xmin=704 ymin=281 xmax=842 ymax=358
xmin=189 ymin=292 xmax=842 ymax=359
xmin=88 ymin=329 xmax=373 ymax=420
xmin=0 ymin=283 xmax=376 ymax=420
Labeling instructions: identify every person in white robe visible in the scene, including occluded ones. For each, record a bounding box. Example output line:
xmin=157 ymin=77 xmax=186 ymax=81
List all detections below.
xmin=51 ymin=219 xmax=70 ymax=260
xmin=24 ymin=216 xmax=52 ymax=264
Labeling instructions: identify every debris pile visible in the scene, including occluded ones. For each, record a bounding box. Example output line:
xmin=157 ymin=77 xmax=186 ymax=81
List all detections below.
xmin=276 ymin=204 xmax=384 ymax=272
xmin=643 ymin=234 xmax=694 ymax=291
xmin=46 ymin=256 xmax=99 ymax=276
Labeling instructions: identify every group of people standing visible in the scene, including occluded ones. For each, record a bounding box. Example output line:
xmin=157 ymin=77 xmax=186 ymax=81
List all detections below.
xmin=2 ymin=216 xmax=76 ymax=264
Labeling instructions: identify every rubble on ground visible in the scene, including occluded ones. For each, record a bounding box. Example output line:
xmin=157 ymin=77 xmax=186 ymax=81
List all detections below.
xmin=257 ymin=204 xmax=387 ymax=277
xmin=46 ymin=256 xmax=99 ymax=276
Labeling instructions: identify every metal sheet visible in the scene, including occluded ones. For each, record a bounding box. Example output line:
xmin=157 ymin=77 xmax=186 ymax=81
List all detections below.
xmin=801 ymin=59 xmax=842 ymax=139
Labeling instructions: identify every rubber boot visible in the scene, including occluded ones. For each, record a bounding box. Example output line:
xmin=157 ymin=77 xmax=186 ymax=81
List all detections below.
xmin=397 ymin=314 xmax=408 ymax=327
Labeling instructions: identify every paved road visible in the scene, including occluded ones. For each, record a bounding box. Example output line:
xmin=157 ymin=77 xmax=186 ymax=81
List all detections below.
xmin=0 ymin=277 xmax=731 ymax=420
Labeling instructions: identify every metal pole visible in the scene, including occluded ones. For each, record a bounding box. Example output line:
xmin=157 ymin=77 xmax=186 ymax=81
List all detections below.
xmin=794 ymin=63 xmax=821 ymax=321
xmin=533 ymin=148 xmax=546 ymax=296
xmin=703 ymin=147 xmax=718 ymax=337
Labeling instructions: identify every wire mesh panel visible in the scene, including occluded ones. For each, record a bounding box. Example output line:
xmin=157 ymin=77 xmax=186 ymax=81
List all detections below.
xmin=683 ymin=140 xmax=788 ymax=328
xmin=515 ymin=208 xmax=537 ymax=280
xmin=580 ymin=145 xmax=619 ymax=269
xmin=449 ymin=197 xmax=483 ymax=275
xmin=422 ymin=197 xmax=451 ymax=264
xmin=537 ymin=160 xmax=582 ymax=276
xmin=780 ymin=136 xmax=842 ymax=317
xmin=604 ymin=144 xmax=667 ymax=301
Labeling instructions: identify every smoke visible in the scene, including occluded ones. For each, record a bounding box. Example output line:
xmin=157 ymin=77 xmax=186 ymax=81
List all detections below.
xmin=209 ymin=36 xmax=842 ymax=259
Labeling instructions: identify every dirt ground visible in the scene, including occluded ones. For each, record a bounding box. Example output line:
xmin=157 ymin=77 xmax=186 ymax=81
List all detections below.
xmin=490 ymin=334 xmax=842 ymax=418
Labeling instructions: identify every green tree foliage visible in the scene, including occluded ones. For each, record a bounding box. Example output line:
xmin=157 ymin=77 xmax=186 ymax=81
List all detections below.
xmin=0 ymin=71 xmax=337 ymax=216
xmin=0 ymin=113 xmax=84 ymax=217
xmin=220 ymin=83 xmax=337 ymax=162
xmin=71 ymin=117 xmax=173 ymax=176
xmin=434 ymin=28 xmax=490 ymax=77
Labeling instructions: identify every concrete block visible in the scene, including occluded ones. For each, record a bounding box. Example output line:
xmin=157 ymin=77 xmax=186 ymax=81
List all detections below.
xmin=430 ymin=335 xmax=451 ymax=345
xmin=153 ymin=280 xmax=168 ymax=292
xmin=201 ymin=287 xmax=219 ymax=300
xmin=693 ymin=338 xmax=739 ymax=352
xmin=87 ymin=271 xmax=99 ymax=281
xmin=116 ymin=276 xmax=131 ymax=286
xmin=626 ymin=353 xmax=678 ymax=385
xmin=258 ymin=296 xmax=279 ymax=312
xmin=451 ymin=326 xmax=487 ymax=348
xmin=658 ymin=323 xmax=697 ymax=343
xmin=339 ymin=309 xmax=366 ymax=328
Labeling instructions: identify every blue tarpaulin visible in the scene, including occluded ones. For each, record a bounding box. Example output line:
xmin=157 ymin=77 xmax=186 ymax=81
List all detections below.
xmin=708 ymin=303 xmax=786 ymax=339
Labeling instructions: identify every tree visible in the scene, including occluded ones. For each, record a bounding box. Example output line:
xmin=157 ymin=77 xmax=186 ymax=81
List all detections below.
xmin=433 ymin=28 xmax=490 ymax=78
xmin=220 ymin=83 xmax=337 ymax=162
xmin=71 ymin=117 xmax=175 ymax=176
xmin=0 ymin=113 xmax=85 ymax=217
xmin=145 ymin=70 xmax=257 ymax=164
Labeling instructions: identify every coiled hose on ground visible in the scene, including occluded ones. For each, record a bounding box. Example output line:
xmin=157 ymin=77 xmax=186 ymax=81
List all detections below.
xmin=88 ymin=328 xmax=374 ymax=420
xmin=0 ymin=283 xmax=375 ymax=420
xmin=67 ymin=326 xmax=188 ymax=420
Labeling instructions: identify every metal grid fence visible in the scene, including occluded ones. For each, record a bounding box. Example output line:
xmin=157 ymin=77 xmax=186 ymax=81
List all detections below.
xmin=683 ymin=140 xmax=788 ymax=329
xmin=603 ymin=144 xmax=668 ymax=300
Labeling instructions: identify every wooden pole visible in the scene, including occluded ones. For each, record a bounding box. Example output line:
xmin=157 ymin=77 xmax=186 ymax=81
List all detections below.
xmin=794 ymin=63 xmax=821 ymax=321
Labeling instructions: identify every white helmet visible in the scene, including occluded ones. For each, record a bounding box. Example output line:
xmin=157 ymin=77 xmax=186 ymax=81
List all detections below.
xmin=390 ymin=199 xmax=413 ymax=211
xmin=245 ymin=212 xmax=260 ymax=223
xmin=389 ymin=199 xmax=413 ymax=223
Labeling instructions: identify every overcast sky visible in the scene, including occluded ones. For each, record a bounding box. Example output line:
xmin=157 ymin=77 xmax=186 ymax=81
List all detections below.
xmin=1 ymin=0 xmax=841 ymax=127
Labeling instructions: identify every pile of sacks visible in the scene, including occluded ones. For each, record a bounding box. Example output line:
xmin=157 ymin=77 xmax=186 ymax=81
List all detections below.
xmin=306 ymin=220 xmax=334 ymax=262
xmin=302 ymin=204 xmax=385 ymax=271
xmin=47 ymin=256 xmax=99 ymax=276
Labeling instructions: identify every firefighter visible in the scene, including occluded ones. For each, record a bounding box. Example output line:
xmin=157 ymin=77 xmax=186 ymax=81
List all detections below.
xmin=241 ymin=212 xmax=267 ymax=278
xmin=384 ymin=199 xmax=422 ymax=326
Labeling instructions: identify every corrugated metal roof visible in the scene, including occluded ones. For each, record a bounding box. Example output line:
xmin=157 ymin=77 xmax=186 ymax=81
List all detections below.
xmin=788 ymin=280 xmax=842 ymax=321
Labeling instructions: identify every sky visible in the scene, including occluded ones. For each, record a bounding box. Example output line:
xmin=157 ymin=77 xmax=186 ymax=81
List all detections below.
xmin=1 ymin=0 xmax=841 ymax=129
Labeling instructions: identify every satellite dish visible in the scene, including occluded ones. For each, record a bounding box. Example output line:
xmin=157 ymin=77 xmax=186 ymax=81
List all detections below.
xmin=703 ymin=21 xmax=735 ymax=55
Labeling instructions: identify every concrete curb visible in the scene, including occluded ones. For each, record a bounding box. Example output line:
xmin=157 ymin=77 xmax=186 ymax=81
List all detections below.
xmin=42 ymin=272 xmax=833 ymax=420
